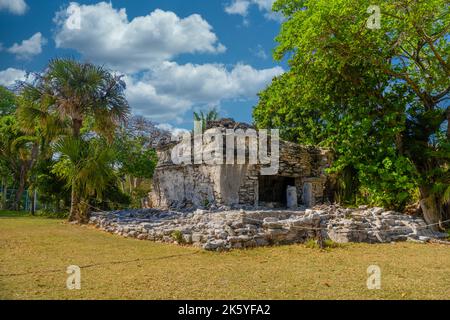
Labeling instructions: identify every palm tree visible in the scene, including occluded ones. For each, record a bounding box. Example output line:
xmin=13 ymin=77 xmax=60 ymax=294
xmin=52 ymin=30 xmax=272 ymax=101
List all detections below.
xmin=20 ymin=58 xmax=130 ymax=222
xmin=53 ymin=138 xmax=117 ymax=223
xmin=25 ymin=58 xmax=130 ymax=139
xmin=193 ymin=108 xmax=219 ymax=132
xmin=16 ymin=87 xmax=69 ymax=214
xmin=0 ymin=116 xmax=38 ymax=210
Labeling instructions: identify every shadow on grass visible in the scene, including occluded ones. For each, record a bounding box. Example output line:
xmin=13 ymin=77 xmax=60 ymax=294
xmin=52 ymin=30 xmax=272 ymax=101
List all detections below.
xmin=0 ymin=251 xmax=201 ymax=277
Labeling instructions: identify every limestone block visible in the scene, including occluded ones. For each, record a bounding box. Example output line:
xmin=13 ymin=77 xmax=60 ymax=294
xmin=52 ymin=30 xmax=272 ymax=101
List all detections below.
xmin=302 ymin=182 xmax=314 ymax=207
xmin=286 ymin=185 xmax=298 ymax=209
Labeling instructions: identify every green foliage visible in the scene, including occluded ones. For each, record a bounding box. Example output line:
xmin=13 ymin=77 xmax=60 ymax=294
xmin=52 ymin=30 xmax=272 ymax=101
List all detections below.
xmin=91 ymin=184 xmax=131 ymax=211
xmin=304 ymin=239 xmax=320 ymax=249
xmin=0 ymin=115 xmax=38 ymax=209
xmin=115 ymin=133 xmax=157 ymax=179
xmin=34 ymin=209 xmax=69 ymax=219
xmin=0 ymin=86 xmax=16 ymax=116
xmin=114 ymin=126 xmax=158 ymax=208
xmin=21 ymin=58 xmax=130 ymax=140
xmin=254 ymin=0 xmax=449 ymax=218
xmin=15 ymin=58 xmax=131 ymax=222
xmin=305 ymin=239 xmax=343 ymax=250
xmin=52 ymin=138 xmax=117 ymax=201
xmin=194 ymin=108 xmax=219 ymax=131
xmin=32 ymin=159 xmax=71 ymax=210
xmin=171 ymin=230 xmax=185 ymax=244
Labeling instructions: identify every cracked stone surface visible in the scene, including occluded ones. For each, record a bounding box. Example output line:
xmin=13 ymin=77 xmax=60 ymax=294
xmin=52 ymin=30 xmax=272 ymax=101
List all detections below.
xmin=89 ymin=205 xmax=448 ymax=251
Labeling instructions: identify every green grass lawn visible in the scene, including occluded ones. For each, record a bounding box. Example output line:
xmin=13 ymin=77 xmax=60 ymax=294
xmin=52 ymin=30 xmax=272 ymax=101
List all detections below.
xmin=0 ymin=212 xmax=449 ymax=300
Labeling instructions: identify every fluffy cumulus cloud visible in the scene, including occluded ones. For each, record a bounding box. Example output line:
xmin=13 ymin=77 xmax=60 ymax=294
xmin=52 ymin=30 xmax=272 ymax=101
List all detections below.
xmin=50 ymin=1 xmax=283 ymax=123
xmin=225 ymin=0 xmax=281 ymax=21
xmin=0 ymin=68 xmax=28 ymax=87
xmin=124 ymin=62 xmax=283 ymax=122
xmin=7 ymin=32 xmax=46 ymax=59
xmin=0 ymin=0 xmax=28 ymax=15
xmin=54 ymin=2 xmax=226 ymax=73
xmin=124 ymin=74 xmax=192 ymax=123
xmin=225 ymin=0 xmax=251 ymax=16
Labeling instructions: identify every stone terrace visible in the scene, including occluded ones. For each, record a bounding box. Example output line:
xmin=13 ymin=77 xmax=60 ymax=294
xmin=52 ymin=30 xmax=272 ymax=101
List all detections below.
xmin=89 ymin=205 xmax=448 ymax=251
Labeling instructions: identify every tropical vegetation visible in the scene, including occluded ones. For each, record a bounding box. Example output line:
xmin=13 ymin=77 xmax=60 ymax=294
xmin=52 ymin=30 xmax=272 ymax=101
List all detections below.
xmin=254 ymin=0 xmax=449 ymax=227
xmin=0 ymin=59 xmax=159 ymax=223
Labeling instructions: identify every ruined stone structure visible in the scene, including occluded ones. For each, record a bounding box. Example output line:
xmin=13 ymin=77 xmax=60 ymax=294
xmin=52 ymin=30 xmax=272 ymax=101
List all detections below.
xmin=89 ymin=206 xmax=449 ymax=251
xmin=150 ymin=120 xmax=332 ymax=210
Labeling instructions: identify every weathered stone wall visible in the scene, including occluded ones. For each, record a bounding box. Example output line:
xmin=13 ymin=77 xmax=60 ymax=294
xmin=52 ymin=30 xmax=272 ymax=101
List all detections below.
xmin=150 ymin=164 xmax=219 ymax=209
xmin=149 ymin=128 xmax=332 ymax=209
xmin=278 ymin=141 xmax=331 ymax=205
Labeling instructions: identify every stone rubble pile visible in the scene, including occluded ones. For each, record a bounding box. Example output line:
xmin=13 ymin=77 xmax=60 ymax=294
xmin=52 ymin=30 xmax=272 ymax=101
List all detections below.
xmin=89 ymin=205 xmax=448 ymax=251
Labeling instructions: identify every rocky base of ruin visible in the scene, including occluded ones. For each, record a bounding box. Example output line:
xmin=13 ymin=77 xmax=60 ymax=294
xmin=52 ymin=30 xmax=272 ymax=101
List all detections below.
xmin=89 ymin=205 xmax=449 ymax=251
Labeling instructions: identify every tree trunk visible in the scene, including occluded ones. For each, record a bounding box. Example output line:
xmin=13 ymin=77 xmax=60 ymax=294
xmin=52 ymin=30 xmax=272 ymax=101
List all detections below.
xmin=78 ymin=198 xmax=91 ymax=224
xmin=1 ymin=176 xmax=6 ymax=210
xmin=69 ymin=185 xmax=80 ymax=222
xmin=69 ymin=186 xmax=91 ymax=224
xmin=419 ymin=187 xmax=443 ymax=231
xmin=13 ymin=167 xmax=26 ymax=211
xmin=72 ymin=119 xmax=83 ymax=139
xmin=128 ymin=175 xmax=133 ymax=194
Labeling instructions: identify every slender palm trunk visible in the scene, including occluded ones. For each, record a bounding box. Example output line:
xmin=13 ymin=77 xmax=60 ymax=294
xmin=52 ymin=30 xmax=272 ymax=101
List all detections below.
xmin=72 ymin=119 xmax=83 ymax=139
xmin=69 ymin=119 xmax=84 ymax=222
xmin=69 ymin=184 xmax=80 ymax=222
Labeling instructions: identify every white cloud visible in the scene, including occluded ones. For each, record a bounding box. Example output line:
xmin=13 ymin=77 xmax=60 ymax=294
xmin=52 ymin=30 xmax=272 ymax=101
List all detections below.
xmin=50 ymin=1 xmax=283 ymax=123
xmin=225 ymin=0 xmax=282 ymax=21
xmin=125 ymin=62 xmax=283 ymax=122
xmin=0 ymin=68 xmax=27 ymax=87
xmin=0 ymin=0 xmax=28 ymax=15
xmin=251 ymin=44 xmax=268 ymax=59
xmin=225 ymin=0 xmax=250 ymax=16
xmin=7 ymin=32 xmax=46 ymax=60
xmin=124 ymin=75 xmax=192 ymax=123
xmin=54 ymin=2 xmax=226 ymax=73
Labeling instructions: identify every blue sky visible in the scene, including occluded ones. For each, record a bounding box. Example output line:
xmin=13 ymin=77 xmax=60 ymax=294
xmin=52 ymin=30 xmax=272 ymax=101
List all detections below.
xmin=0 ymin=0 xmax=286 ymax=130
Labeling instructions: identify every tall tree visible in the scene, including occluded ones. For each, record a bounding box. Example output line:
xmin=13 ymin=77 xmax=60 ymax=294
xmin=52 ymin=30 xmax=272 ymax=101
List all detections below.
xmin=0 ymin=86 xmax=16 ymax=209
xmin=0 ymin=116 xmax=38 ymax=210
xmin=16 ymin=85 xmax=69 ymax=214
xmin=21 ymin=59 xmax=130 ymax=222
xmin=254 ymin=0 xmax=449 ymax=227
xmin=0 ymin=86 xmax=16 ymax=116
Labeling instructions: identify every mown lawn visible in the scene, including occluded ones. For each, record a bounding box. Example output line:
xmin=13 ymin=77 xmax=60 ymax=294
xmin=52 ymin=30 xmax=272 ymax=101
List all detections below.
xmin=0 ymin=212 xmax=449 ymax=300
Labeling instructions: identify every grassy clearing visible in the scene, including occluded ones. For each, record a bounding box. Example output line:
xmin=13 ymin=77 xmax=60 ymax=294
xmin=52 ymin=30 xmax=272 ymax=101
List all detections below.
xmin=0 ymin=213 xmax=449 ymax=300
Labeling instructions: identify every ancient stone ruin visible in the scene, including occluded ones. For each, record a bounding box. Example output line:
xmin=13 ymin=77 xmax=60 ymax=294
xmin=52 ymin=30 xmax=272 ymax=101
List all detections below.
xmin=149 ymin=119 xmax=333 ymax=210
xmin=89 ymin=119 xmax=448 ymax=250
xmin=89 ymin=205 xmax=449 ymax=251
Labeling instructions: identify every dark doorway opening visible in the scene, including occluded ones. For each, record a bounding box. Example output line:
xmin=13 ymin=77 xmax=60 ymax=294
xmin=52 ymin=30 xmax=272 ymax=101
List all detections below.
xmin=258 ymin=176 xmax=295 ymax=206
